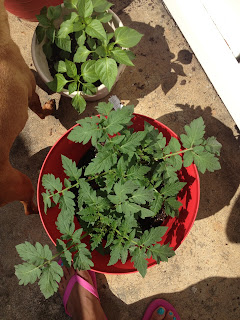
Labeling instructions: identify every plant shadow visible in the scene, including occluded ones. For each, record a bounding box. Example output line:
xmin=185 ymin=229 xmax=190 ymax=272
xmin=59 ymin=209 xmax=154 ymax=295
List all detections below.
xmin=156 ymin=104 xmax=240 ymax=222
xmin=96 ymin=274 xmax=240 ymax=320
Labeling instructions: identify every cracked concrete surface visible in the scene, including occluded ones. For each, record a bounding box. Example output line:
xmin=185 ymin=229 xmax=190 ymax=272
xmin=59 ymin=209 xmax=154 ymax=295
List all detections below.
xmin=0 ymin=1 xmax=239 ymax=319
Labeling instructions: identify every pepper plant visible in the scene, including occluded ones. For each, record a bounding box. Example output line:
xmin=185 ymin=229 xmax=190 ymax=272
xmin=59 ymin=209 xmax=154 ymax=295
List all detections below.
xmin=15 ymin=103 xmax=221 ymax=298
xmin=35 ymin=0 xmax=143 ymax=113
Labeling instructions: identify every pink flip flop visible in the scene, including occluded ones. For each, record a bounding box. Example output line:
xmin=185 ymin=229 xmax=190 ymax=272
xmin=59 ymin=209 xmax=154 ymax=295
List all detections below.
xmin=142 ymin=299 xmax=181 ymax=320
xmin=62 ymin=270 xmax=99 ymax=316
xmin=58 ymin=259 xmax=101 ymax=317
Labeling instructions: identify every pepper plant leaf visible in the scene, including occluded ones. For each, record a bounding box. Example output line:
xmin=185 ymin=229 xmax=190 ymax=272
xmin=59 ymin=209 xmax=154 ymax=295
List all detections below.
xmin=95 ymin=57 xmax=118 ymax=91
xmin=72 ymin=94 xmax=87 ymax=113
xmin=47 ymin=74 xmax=68 ymax=92
xmin=85 ymin=19 xmax=107 ymax=41
xmin=111 ymin=47 xmax=134 ymax=66
xmin=77 ymin=0 xmax=93 ymax=17
xmin=74 ymin=46 xmax=92 ymax=63
xmin=114 ymin=26 xmax=143 ymax=48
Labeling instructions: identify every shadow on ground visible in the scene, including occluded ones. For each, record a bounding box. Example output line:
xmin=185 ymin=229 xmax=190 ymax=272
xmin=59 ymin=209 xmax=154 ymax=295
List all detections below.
xmin=157 ymin=104 xmax=240 ymax=223
xmin=97 ymin=275 xmax=240 ymax=320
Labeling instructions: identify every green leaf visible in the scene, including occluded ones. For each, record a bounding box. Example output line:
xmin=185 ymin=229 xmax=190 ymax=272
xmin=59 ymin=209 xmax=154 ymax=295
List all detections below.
xmin=131 ymin=247 xmax=148 ymax=277
xmin=120 ymin=131 xmax=146 ymax=153
xmin=36 ymin=14 xmax=51 ymax=27
xmin=73 ymin=243 xmax=93 ymax=269
xmin=36 ymin=26 xmax=46 ymax=43
xmin=61 ymin=155 xmax=82 ymax=181
xmin=65 ymin=59 xmax=78 ymax=78
xmin=85 ymin=148 xmax=117 ymax=175
xmin=168 ymin=137 xmax=181 ymax=153
xmin=150 ymin=243 xmax=175 ymax=263
xmin=47 ymin=5 xmax=62 ymax=20
xmin=95 ymin=45 xmax=107 ymax=57
xmin=73 ymin=21 xmax=85 ymax=32
xmin=47 ymin=74 xmax=68 ymax=92
xmin=76 ymin=30 xmax=86 ymax=46
xmin=16 ymin=242 xmax=51 ymax=265
xmin=64 ymin=0 xmax=79 ymax=9
xmin=81 ymin=60 xmax=99 ymax=83
xmin=205 ymin=136 xmax=222 ymax=155
xmin=104 ymin=105 xmax=134 ymax=135
xmin=15 ymin=263 xmax=41 ymax=285
xmin=85 ymin=19 xmax=107 ymax=41
xmin=150 ymin=193 xmax=163 ymax=214
xmin=111 ymin=48 xmax=134 ymax=66
xmin=97 ymin=12 xmax=113 ymax=23
xmin=77 ymin=0 xmax=93 ymax=18
xmin=183 ymin=150 xmax=193 ymax=167
xmin=160 ymin=181 xmax=186 ymax=197
xmin=54 ymin=60 xmax=67 ymax=73
xmin=181 ymin=117 xmax=205 ymax=148
xmin=58 ymin=19 xmax=74 ymax=39
xmin=72 ymin=94 xmax=87 ymax=113
xmin=42 ymin=173 xmax=62 ymax=192
xmin=139 ymin=226 xmax=168 ymax=246
xmin=114 ymin=26 xmax=143 ymax=48
xmin=38 ymin=261 xmax=63 ymax=299
xmin=56 ymin=239 xmax=72 ymax=267
xmin=192 ymin=150 xmax=221 ymax=174
xmin=78 ymin=179 xmax=98 ymax=205
xmin=68 ymin=116 xmax=101 ymax=145
xmin=55 ymin=35 xmax=72 ymax=52
xmin=42 ymin=191 xmax=52 ymax=213
xmin=95 ymin=57 xmax=118 ymax=91
xmin=107 ymin=240 xmax=122 ymax=266
xmin=95 ymin=102 xmax=113 ymax=115
xmin=56 ymin=208 xmax=75 ymax=236
xmin=59 ymin=190 xmax=76 ymax=213
xmin=92 ymin=0 xmax=113 ymax=12
xmin=131 ymin=187 xmax=154 ymax=205
xmin=68 ymin=81 xmax=78 ymax=94
xmin=82 ymin=83 xmax=97 ymax=95
xmin=43 ymin=42 xmax=53 ymax=59
xmin=73 ymin=46 xmax=91 ymax=63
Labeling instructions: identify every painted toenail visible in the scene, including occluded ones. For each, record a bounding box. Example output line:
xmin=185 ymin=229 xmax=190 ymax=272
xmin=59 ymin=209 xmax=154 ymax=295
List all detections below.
xmin=169 ymin=311 xmax=173 ymax=315
xmin=157 ymin=307 xmax=165 ymax=315
xmin=173 ymin=317 xmax=176 ymax=320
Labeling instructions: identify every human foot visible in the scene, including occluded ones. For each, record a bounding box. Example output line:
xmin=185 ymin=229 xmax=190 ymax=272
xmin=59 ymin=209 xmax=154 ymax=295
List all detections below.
xmin=149 ymin=306 xmax=177 ymax=320
xmin=58 ymin=266 xmax=106 ymax=320
xmin=142 ymin=299 xmax=180 ymax=320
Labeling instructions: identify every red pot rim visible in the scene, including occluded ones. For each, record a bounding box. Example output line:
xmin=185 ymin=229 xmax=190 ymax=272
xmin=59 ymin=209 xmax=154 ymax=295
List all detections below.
xmin=37 ymin=113 xmax=200 ymax=274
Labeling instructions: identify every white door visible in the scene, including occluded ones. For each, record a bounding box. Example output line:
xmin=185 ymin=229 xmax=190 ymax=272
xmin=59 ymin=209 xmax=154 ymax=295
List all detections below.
xmin=163 ymin=0 xmax=240 ymax=128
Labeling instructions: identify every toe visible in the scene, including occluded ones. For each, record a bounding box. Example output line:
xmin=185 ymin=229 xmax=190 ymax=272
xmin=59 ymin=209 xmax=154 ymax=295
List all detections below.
xmin=165 ymin=310 xmax=176 ymax=320
xmin=150 ymin=306 xmax=166 ymax=320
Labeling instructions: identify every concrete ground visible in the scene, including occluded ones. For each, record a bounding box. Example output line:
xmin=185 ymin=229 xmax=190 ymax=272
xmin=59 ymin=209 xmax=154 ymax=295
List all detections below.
xmin=0 ymin=0 xmax=239 ymax=319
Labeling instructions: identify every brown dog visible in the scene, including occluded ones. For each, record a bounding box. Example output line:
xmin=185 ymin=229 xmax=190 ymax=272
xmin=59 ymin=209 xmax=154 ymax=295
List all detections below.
xmin=0 ymin=1 xmax=55 ymax=215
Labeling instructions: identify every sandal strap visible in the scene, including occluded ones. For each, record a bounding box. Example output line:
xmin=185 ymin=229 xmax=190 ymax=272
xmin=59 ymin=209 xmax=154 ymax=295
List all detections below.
xmin=63 ymin=273 xmax=99 ymax=317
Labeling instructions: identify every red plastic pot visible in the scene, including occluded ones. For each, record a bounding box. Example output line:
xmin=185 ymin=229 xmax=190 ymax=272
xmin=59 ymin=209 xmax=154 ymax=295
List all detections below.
xmin=4 ymin=0 xmax=63 ymax=22
xmin=37 ymin=114 xmax=200 ymax=274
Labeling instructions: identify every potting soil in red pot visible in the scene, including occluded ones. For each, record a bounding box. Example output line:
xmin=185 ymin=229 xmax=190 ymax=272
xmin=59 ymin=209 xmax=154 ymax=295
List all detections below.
xmin=37 ymin=114 xmax=200 ymax=274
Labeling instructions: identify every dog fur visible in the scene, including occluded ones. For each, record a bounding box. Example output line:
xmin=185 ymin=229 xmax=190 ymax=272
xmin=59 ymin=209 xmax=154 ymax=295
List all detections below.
xmin=0 ymin=1 xmax=55 ymax=215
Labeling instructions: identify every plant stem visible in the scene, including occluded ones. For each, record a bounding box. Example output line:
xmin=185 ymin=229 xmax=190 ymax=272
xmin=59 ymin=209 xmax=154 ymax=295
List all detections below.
xmin=161 ymin=147 xmax=193 ymax=160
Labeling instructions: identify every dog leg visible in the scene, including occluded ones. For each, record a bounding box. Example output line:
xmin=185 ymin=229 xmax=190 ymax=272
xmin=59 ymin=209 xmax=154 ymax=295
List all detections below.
xmin=29 ymin=91 xmax=56 ymax=119
xmin=0 ymin=165 xmax=37 ymax=215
